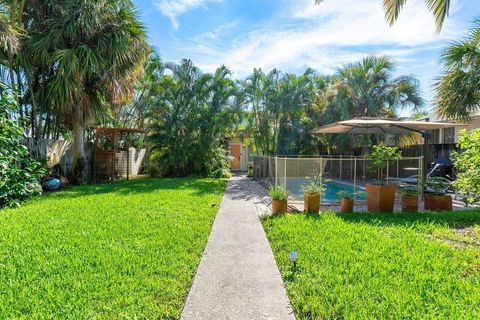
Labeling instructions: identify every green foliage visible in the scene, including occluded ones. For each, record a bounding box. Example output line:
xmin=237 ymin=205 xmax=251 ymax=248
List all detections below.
xmin=337 ymin=189 xmax=364 ymax=200
xmin=426 ymin=176 xmax=451 ymax=196
xmin=148 ymin=61 xmax=240 ymax=178
xmin=318 ymin=56 xmax=424 ymax=152
xmin=268 ymin=184 xmax=289 ymax=201
xmin=301 ymin=181 xmax=325 ymax=195
xmin=243 ymin=56 xmax=424 ymax=156
xmin=369 ymin=144 xmax=402 ymax=184
xmin=3 ymin=0 xmax=148 ymax=182
xmin=315 ymin=0 xmax=450 ymax=32
xmin=242 ymin=68 xmax=323 ymax=155
xmin=301 ymin=173 xmax=326 ymax=195
xmin=0 ymin=91 xmax=45 ymax=208
xmin=435 ymin=18 xmax=480 ymax=121
xmin=247 ymin=165 xmax=254 ymax=177
xmin=0 ymin=178 xmax=226 ymax=318
xmin=204 ymin=148 xmax=233 ymax=179
xmin=263 ymin=210 xmax=480 ymax=319
xmin=400 ymin=185 xmax=420 ymax=196
xmin=452 ymin=129 xmax=480 ymax=204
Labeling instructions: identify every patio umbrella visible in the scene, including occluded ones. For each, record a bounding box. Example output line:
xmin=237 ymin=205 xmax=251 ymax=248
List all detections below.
xmin=310 ymin=117 xmax=466 ymax=189
xmin=310 ymin=117 xmax=465 ymax=135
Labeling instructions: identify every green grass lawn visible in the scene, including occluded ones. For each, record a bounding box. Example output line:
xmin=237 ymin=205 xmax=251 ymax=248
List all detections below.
xmin=263 ymin=210 xmax=480 ymax=319
xmin=0 ymin=178 xmax=226 ymax=319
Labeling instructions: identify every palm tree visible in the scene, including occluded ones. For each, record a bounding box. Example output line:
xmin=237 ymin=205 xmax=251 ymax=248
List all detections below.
xmin=315 ymin=0 xmax=450 ymax=32
xmin=0 ymin=0 xmax=24 ymax=94
xmin=23 ymin=0 xmax=148 ymax=182
xmin=148 ymin=60 xmax=240 ymax=177
xmin=320 ymin=55 xmax=424 ymax=151
xmin=242 ymin=68 xmax=321 ymax=155
xmin=327 ymin=56 xmax=423 ymax=119
xmin=435 ymin=18 xmax=480 ymax=121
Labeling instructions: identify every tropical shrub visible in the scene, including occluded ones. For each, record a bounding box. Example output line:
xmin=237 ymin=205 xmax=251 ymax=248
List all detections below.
xmin=0 ymin=92 xmax=45 ymax=208
xmin=147 ymin=60 xmax=240 ymax=178
xmin=451 ymin=129 xmax=480 ymax=204
xmin=369 ymin=144 xmax=402 ymax=184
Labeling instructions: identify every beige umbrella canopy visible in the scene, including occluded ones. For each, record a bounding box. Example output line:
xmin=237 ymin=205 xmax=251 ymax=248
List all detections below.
xmin=310 ymin=117 xmax=466 ymax=135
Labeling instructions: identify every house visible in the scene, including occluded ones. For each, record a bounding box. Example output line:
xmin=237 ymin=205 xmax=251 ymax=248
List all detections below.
xmin=417 ymin=112 xmax=480 ymax=161
xmin=419 ymin=112 xmax=480 ymax=144
xmin=229 ymin=131 xmax=254 ymax=171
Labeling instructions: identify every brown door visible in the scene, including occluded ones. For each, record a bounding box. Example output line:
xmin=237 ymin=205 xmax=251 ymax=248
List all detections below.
xmin=230 ymin=144 xmax=241 ymax=170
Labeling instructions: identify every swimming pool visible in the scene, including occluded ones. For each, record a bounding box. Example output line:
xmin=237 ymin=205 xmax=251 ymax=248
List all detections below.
xmin=284 ymin=178 xmax=366 ymax=202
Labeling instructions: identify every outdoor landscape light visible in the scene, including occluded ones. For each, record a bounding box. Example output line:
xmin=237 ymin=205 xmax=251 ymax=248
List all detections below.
xmin=290 ymin=251 xmax=298 ymax=271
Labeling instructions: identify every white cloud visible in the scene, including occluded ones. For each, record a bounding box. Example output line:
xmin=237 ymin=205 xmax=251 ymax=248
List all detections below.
xmin=155 ymin=0 xmax=221 ymax=28
xmin=193 ymin=20 xmax=240 ymax=42
xmin=169 ymin=0 xmax=466 ymax=78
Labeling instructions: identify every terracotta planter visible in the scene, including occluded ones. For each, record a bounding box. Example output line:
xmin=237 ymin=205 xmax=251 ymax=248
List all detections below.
xmin=401 ymin=195 xmax=419 ymax=213
xmin=340 ymin=198 xmax=354 ymax=213
xmin=365 ymin=183 xmax=396 ymax=213
xmin=304 ymin=192 xmax=320 ymax=213
xmin=272 ymin=199 xmax=288 ymax=214
xmin=424 ymin=194 xmax=453 ymax=212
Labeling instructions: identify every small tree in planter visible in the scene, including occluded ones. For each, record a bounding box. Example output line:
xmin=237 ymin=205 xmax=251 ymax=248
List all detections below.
xmin=424 ymin=177 xmax=453 ymax=211
xmin=268 ymin=184 xmax=289 ymax=214
xmin=336 ymin=190 xmax=364 ymax=213
xmin=301 ymin=175 xmax=325 ymax=213
xmin=400 ymin=186 xmax=420 ymax=212
xmin=366 ymin=145 xmax=402 ymax=212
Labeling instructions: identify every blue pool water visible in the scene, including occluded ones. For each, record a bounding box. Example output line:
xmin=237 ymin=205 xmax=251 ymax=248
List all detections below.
xmin=285 ymin=178 xmax=366 ymax=201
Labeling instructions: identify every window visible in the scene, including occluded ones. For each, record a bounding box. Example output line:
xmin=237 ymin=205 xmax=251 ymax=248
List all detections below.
xmin=443 ymin=128 xmax=455 ymax=144
xmin=426 ymin=129 xmax=440 ymax=144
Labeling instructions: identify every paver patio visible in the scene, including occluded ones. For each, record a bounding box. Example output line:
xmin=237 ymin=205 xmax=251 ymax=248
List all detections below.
xmin=181 ymin=175 xmax=295 ymax=320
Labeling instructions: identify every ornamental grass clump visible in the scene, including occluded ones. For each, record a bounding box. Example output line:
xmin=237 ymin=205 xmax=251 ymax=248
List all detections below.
xmin=268 ymin=184 xmax=289 ymax=214
xmin=268 ymin=185 xmax=288 ymax=201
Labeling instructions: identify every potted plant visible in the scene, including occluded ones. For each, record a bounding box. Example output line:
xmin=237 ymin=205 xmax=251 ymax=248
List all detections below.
xmin=301 ymin=177 xmax=325 ymax=213
xmin=337 ymin=190 xmax=355 ymax=213
xmin=336 ymin=190 xmax=364 ymax=213
xmin=424 ymin=177 xmax=453 ymax=211
xmin=366 ymin=145 xmax=402 ymax=213
xmin=247 ymin=165 xmax=253 ymax=178
xmin=268 ymin=184 xmax=289 ymax=214
xmin=400 ymin=186 xmax=419 ymax=212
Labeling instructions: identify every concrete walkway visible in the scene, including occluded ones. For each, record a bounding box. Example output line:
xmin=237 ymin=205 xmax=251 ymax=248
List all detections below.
xmin=181 ymin=175 xmax=295 ymax=320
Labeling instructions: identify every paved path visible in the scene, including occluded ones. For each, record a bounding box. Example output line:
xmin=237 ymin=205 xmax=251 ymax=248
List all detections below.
xmin=181 ymin=175 xmax=295 ymax=320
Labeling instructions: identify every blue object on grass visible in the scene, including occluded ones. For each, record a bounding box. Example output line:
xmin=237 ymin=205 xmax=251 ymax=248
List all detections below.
xmin=42 ymin=177 xmax=61 ymax=192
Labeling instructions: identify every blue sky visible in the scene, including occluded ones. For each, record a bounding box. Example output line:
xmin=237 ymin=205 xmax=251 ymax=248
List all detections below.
xmin=133 ymin=0 xmax=480 ymax=114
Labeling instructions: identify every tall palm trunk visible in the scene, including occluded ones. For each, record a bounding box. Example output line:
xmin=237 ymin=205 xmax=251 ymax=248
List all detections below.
xmin=72 ymin=108 xmax=86 ymax=184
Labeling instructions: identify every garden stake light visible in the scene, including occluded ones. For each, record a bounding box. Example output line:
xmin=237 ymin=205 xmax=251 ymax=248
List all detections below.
xmin=290 ymin=251 xmax=298 ymax=273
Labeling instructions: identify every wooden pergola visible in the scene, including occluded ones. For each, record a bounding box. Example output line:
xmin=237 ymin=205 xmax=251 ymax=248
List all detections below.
xmin=93 ymin=127 xmax=147 ymax=182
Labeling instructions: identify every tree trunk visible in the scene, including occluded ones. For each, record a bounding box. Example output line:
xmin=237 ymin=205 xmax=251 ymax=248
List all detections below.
xmin=72 ymin=108 xmax=86 ymax=184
